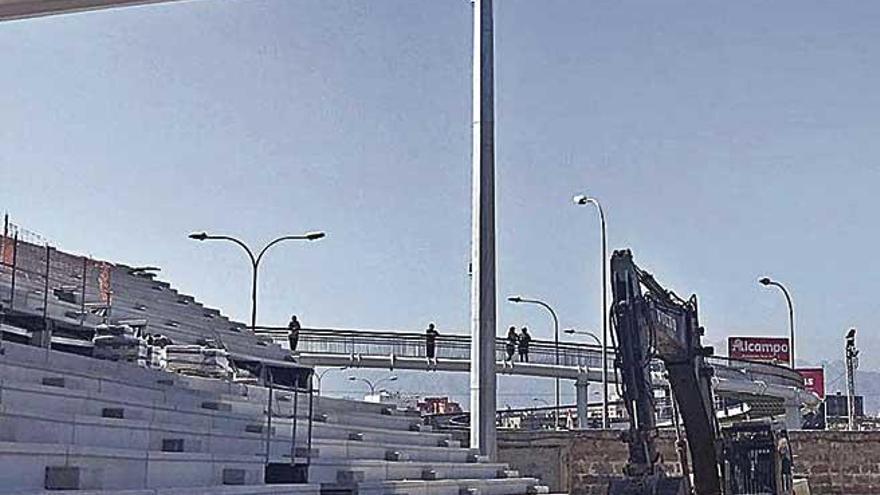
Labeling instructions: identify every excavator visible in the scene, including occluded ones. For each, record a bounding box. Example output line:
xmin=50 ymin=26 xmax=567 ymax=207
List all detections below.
xmin=608 ymin=249 xmax=802 ymax=495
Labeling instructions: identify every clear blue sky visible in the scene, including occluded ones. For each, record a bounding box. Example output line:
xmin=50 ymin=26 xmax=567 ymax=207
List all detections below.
xmin=1 ymin=1 xmax=879 ymax=402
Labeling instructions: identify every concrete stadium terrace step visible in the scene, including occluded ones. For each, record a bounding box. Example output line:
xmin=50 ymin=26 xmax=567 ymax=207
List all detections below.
xmin=0 ymin=341 xmax=455 ymax=437
xmin=313 ymin=439 xmax=477 ymax=463
xmin=105 ymin=274 xmax=255 ymax=330
xmin=0 ymin=379 xmax=453 ymax=452
xmin=1 ymin=401 xmax=471 ymax=467
xmin=1 ymin=261 xmax=285 ymax=361
xmin=3 ymin=485 xmax=321 ymax=495
xmin=0 ymin=352 xmax=438 ymax=434
xmin=0 ymin=339 xmax=276 ymax=402
xmin=0 ymin=442 xmax=269 ymax=492
xmin=0 ymin=404 xmax=302 ymax=459
xmin=354 ymin=477 xmax=544 ymax=495
xmin=307 ymin=459 xmax=513 ymax=484
xmin=0 ymin=368 xmax=446 ymax=438
xmin=0 ymin=284 xmax=279 ymax=362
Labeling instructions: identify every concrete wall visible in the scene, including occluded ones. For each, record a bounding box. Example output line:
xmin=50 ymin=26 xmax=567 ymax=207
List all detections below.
xmin=788 ymin=430 xmax=880 ymax=495
xmin=497 ymin=430 xmax=682 ymax=494
xmin=498 ymin=429 xmax=880 ymax=495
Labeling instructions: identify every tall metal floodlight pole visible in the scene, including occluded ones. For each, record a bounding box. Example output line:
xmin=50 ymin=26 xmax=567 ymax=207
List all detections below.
xmin=470 ymin=0 xmax=497 ymax=460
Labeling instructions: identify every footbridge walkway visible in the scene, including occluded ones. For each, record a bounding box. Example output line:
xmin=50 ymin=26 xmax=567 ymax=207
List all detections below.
xmin=256 ymin=327 xmax=819 ymax=428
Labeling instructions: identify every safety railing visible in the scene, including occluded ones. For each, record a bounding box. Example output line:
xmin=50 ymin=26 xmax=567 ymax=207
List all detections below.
xmin=255 ymin=326 xmax=614 ymax=371
xmin=256 ymin=327 xmax=808 ymax=393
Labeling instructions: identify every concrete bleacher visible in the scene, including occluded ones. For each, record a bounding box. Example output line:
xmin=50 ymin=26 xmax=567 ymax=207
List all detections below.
xmin=0 ymin=339 xmax=547 ymax=495
xmin=0 ymin=241 xmax=284 ymax=361
xmin=0 ymin=238 xmax=547 ymax=495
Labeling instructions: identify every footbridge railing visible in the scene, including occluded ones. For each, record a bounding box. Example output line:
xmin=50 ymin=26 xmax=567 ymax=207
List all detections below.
xmin=256 ymin=326 xmax=808 ymax=391
xmin=268 ymin=327 xmax=608 ymax=370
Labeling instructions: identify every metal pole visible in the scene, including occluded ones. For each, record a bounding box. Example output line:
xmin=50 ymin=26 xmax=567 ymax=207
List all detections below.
xmin=42 ymin=245 xmax=51 ymax=348
xmin=573 ymin=196 xmax=609 ymax=429
xmin=509 ymin=298 xmax=559 ymax=429
xmin=1 ymin=214 xmax=7 ymax=269
xmin=307 ymin=377 xmax=314 ymax=466
xmin=469 ymin=0 xmax=497 ymax=460
xmin=760 ymin=278 xmax=795 ymax=368
xmin=9 ymin=232 xmax=18 ymax=310
xmin=598 ymin=202 xmax=609 ymax=429
xmin=782 ymin=286 xmax=795 ymax=367
xmin=265 ymin=367 xmax=274 ymax=464
xmin=250 ymin=261 xmax=259 ymax=333
xmin=79 ymin=257 xmax=87 ymax=329
xmin=189 ymin=233 xmax=323 ymax=333
xmin=553 ymin=310 xmax=559 ymax=429
xmin=291 ymin=381 xmax=299 ymax=463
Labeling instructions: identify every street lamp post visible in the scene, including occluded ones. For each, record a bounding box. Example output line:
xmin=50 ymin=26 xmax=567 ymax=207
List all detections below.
xmin=188 ymin=231 xmax=325 ymax=332
xmin=348 ymin=375 xmax=398 ymax=395
xmin=573 ymin=193 xmax=609 ymax=429
xmin=758 ymin=277 xmax=795 ymax=368
xmin=507 ymin=295 xmax=560 ymax=430
xmin=564 ymin=328 xmax=600 ymax=430
xmin=563 ymin=328 xmax=601 ymax=347
xmin=315 ymin=366 xmax=347 ymax=395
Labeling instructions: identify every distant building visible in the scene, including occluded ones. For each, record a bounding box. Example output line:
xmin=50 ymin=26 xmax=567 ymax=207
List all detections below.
xmin=419 ymin=397 xmax=463 ymax=415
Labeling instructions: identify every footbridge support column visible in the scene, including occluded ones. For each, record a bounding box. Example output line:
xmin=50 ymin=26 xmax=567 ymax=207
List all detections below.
xmin=575 ymin=377 xmax=589 ymax=429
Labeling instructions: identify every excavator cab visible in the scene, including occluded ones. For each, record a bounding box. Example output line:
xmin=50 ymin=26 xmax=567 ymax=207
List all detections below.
xmin=720 ymin=420 xmax=793 ymax=495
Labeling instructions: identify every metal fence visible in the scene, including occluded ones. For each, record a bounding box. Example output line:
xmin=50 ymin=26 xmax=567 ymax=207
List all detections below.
xmin=256 ymin=326 xmax=612 ymax=370
xmin=1 ymin=229 xmax=110 ymax=326
xmin=257 ymin=327 xmax=807 ymax=393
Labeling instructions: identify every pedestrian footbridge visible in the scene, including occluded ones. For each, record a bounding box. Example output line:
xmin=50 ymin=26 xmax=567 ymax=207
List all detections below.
xmin=256 ymin=327 xmax=819 ymax=428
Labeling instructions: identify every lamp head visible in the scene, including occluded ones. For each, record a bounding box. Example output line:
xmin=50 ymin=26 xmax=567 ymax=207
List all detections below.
xmin=572 ymin=194 xmax=590 ymax=205
xmin=563 ymin=328 xmax=575 ymax=334
xmin=759 ymin=277 xmax=772 ymax=286
xmin=188 ymin=232 xmax=208 ymax=241
xmin=304 ymin=231 xmax=326 ymax=241
xmin=347 ymin=376 xmax=357 ymax=381
xmin=388 ymin=376 xmax=398 ymax=382
xmin=507 ymin=296 xmax=523 ymax=303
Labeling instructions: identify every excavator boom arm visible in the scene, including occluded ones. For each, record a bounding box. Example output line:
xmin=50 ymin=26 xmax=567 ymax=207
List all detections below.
xmin=610 ymin=250 xmax=722 ymax=495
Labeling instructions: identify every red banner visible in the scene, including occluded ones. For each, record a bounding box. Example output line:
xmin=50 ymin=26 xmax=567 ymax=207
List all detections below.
xmin=797 ymin=368 xmax=825 ymax=399
xmin=98 ymin=262 xmax=112 ymax=304
xmin=728 ymin=336 xmax=790 ymax=364
xmin=0 ymin=236 xmax=13 ymax=266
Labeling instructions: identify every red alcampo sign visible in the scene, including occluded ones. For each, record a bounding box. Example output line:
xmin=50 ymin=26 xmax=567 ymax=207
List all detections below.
xmin=728 ymin=336 xmax=790 ymax=364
